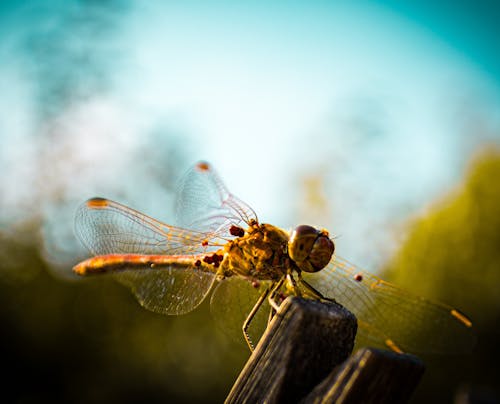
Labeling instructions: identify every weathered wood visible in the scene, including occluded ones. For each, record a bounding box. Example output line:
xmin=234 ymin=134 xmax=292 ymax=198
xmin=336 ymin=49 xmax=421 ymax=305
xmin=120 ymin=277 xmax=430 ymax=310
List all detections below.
xmin=225 ymin=297 xmax=358 ymax=404
xmin=302 ymin=347 xmax=425 ymax=404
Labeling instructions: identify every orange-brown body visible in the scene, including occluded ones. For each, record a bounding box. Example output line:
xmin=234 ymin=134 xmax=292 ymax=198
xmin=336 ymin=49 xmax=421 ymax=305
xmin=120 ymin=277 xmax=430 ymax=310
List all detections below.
xmin=219 ymin=223 xmax=292 ymax=280
xmin=73 ymin=222 xmax=295 ymax=282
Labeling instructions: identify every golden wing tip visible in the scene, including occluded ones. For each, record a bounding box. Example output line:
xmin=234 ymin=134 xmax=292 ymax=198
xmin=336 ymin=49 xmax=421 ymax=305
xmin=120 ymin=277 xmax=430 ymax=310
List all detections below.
xmin=451 ymin=309 xmax=473 ymax=328
xmin=385 ymin=339 xmax=404 ymax=354
xmin=86 ymin=197 xmax=109 ymax=209
xmin=195 ymin=161 xmax=211 ymax=172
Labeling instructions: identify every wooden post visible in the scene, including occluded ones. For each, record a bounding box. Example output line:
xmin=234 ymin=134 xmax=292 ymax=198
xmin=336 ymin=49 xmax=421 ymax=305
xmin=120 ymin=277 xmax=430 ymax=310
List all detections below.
xmin=225 ymin=297 xmax=425 ymax=404
xmin=303 ymin=347 xmax=425 ymax=404
xmin=225 ymin=297 xmax=357 ymax=404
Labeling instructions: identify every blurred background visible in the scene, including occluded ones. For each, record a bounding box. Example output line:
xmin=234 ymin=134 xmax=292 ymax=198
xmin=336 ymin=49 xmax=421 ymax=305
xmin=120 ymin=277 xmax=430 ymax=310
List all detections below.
xmin=1 ymin=0 xmax=499 ymax=402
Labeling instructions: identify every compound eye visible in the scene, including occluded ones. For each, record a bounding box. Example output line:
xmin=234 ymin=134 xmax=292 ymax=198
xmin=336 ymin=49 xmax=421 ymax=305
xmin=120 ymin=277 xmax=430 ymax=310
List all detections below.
xmin=308 ymin=235 xmax=335 ymax=271
xmin=289 ymin=225 xmax=334 ymax=273
xmin=289 ymin=225 xmax=319 ymax=262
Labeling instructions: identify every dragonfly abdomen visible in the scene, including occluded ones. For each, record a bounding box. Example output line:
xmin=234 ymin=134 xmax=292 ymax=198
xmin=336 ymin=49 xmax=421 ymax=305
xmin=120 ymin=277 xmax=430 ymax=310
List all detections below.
xmin=73 ymin=253 xmax=221 ymax=276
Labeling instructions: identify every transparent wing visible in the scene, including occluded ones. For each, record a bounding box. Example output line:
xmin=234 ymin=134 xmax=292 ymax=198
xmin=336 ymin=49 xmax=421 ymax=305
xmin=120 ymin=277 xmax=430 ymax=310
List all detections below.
xmin=210 ymin=276 xmax=273 ymax=346
xmin=302 ymin=256 xmax=476 ymax=354
xmin=116 ymin=266 xmax=216 ymax=315
xmin=75 ymin=198 xmax=212 ymax=256
xmin=175 ymin=162 xmax=257 ymax=236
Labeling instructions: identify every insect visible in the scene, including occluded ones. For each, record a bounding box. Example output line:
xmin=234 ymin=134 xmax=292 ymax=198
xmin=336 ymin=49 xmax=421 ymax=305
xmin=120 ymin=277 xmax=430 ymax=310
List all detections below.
xmin=73 ymin=162 xmax=474 ymax=353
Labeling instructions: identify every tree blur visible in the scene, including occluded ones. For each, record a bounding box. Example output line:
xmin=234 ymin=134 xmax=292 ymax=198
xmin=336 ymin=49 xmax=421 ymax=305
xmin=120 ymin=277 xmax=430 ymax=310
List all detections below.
xmin=383 ymin=147 xmax=500 ymax=403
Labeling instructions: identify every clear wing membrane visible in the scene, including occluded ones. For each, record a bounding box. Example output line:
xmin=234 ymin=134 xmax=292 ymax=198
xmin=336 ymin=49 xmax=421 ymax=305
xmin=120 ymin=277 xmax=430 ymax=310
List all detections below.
xmin=73 ymin=161 xmax=259 ymax=319
xmin=210 ymin=277 xmax=272 ymax=346
xmin=116 ymin=267 xmax=215 ymax=315
xmin=74 ymin=197 xmax=217 ymax=315
xmin=74 ymin=163 xmax=258 ymax=257
xmin=75 ymin=198 xmax=210 ymax=256
xmin=302 ymin=256 xmax=475 ymax=354
xmin=175 ymin=162 xmax=257 ymax=236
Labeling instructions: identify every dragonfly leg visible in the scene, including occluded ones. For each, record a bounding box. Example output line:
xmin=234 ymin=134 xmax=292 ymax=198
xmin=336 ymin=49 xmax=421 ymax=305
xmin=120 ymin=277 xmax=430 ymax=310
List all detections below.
xmin=267 ymin=278 xmax=285 ymax=312
xmin=243 ymin=286 xmax=270 ymax=351
xmin=266 ymin=279 xmax=285 ymax=324
xmin=297 ymin=272 xmax=337 ymax=303
xmin=286 ymin=272 xmax=302 ymax=297
xmin=267 ymin=306 xmax=275 ymax=325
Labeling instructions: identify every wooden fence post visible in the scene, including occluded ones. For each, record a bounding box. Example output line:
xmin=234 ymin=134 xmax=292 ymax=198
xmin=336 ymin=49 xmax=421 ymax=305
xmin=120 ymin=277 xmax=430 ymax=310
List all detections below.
xmin=225 ymin=297 xmax=357 ymax=403
xmin=225 ymin=297 xmax=424 ymax=404
xmin=303 ymin=347 xmax=425 ymax=404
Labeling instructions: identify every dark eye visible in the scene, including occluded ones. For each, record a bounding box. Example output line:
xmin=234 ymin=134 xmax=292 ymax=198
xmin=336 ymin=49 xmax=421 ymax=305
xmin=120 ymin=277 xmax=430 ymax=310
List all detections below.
xmin=288 ymin=225 xmax=335 ymax=273
xmin=289 ymin=225 xmax=318 ymax=261
xmin=308 ymin=234 xmax=335 ymax=271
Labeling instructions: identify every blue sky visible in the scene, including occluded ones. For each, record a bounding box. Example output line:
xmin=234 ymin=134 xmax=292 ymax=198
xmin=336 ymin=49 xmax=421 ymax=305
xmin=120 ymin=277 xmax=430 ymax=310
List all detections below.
xmin=384 ymin=1 xmax=500 ymax=79
xmin=1 ymin=1 xmax=499 ymax=274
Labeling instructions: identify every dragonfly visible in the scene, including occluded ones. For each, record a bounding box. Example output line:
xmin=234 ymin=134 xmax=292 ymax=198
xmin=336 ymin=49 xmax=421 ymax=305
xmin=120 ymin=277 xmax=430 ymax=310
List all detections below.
xmin=73 ymin=161 xmax=475 ymax=354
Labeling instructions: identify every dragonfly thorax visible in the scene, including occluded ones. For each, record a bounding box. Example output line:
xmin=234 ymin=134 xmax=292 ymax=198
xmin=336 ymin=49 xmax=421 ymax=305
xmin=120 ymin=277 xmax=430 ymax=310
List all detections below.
xmin=220 ymin=223 xmax=291 ymax=280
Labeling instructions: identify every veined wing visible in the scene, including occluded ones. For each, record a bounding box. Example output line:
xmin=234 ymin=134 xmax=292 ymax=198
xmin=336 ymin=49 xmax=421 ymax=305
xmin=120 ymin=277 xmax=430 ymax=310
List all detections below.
xmin=75 ymin=197 xmax=212 ymax=256
xmin=302 ymin=256 xmax=475 ymax=354
xmin=74 ymin=198 xmax=217 ymax=313
xmin=117 ymin=266 xmax=216 ymax=315
xmin=175 ymin=162 xmax=257 ymax=236
xmin=210 ymin=276 xmax=273 ymax=346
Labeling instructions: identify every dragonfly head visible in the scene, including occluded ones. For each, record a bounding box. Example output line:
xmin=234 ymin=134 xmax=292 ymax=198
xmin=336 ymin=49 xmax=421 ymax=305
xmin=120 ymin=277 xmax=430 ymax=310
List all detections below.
xmin=288 ymin=225 xmax=335 ymax=273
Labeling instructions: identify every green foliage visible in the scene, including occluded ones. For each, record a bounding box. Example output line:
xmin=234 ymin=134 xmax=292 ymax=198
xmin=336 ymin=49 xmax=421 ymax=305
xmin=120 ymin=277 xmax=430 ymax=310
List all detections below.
xmin=384 ymin=146 xmax=500 ymax=324
xmin=382 ymin=145 xmax=500 ymax=402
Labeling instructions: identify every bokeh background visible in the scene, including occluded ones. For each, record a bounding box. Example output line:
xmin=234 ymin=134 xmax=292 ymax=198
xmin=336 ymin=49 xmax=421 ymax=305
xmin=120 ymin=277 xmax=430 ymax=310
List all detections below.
xmin=1 ymin=1 xmax=499 ymax=402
